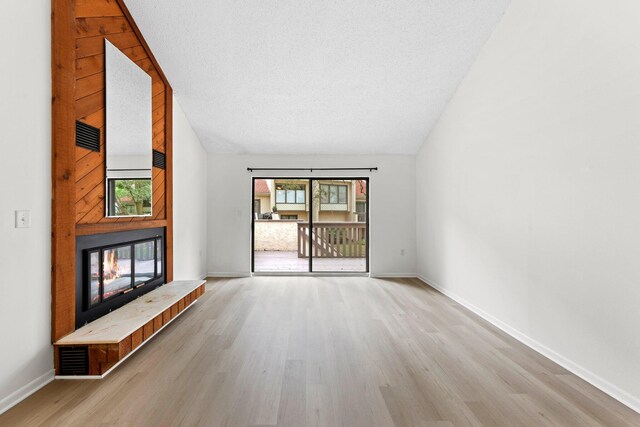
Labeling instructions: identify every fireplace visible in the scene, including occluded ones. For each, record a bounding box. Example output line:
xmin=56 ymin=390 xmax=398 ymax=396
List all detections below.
xmin=75 ymin=228 xmax=165 ymax=327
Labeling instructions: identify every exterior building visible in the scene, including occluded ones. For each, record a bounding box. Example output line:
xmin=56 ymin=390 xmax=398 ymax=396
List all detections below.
xmin=253 ymin=179 xmax=272 ymax=216
xmin=253 ymin=179 xmax=366 ymax=222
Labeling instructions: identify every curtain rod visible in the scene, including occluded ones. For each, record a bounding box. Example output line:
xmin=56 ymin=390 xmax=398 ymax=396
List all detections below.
xmin=247 ymin=167 xmax=378 ymax=172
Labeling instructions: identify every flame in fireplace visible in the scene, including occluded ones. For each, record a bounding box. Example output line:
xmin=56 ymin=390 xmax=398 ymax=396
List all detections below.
xmin=103 ymin=250 xmax=120 ymax=284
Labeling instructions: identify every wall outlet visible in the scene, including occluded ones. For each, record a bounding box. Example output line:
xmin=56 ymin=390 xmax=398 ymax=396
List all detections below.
xmin=15 ymin=210 xmax=31 ymax=228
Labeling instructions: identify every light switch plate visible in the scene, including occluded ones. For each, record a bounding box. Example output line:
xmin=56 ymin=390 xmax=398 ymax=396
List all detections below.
xmin=15 ymin=210 xmax=31 ymax=228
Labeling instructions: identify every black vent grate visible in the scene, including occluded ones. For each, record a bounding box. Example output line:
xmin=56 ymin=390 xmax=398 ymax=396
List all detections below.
xmin=59 ymin=346 xmax=89 ymax=375
xmin=76 ymin=121 xmax=100 ymax=152
xmin=153 ymin=150 xmax=166 ymax=169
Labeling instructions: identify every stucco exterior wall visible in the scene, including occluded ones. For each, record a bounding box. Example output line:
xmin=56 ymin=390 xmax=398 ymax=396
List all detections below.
xmin=254 ymin=220 xmax=299 ymax=251
xmin=317 ymin=211 xmax=351 ymax=222
xmin=254 ymin=195 xmax=271 ymax=214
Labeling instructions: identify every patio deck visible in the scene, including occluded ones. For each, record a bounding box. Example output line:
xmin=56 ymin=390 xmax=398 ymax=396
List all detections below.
xmin=254 ymin=251 xmax=366 ymax=272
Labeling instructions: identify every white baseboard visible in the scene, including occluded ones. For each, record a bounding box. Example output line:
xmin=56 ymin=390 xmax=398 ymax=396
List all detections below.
xmin=252 ymin=272 xmax=369 ymax=277
xmin=371 ymin=273 xmax=418 ymax=278
xmin=415 ymin=275 xmax=640 ymax=415
xmin=207 ymin=272 xmax=418 ymax=279
xmin=0 ymin=369 xmax=55 ymax=415
xmin=207 ymin=272 xmax=252 ymax=278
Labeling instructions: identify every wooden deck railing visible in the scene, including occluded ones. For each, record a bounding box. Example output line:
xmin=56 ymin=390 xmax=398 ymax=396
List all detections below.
xmin=297 ymin=222 xmax=366 ymax=258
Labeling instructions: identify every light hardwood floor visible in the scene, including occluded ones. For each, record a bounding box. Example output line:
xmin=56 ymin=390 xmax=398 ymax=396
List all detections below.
xmin=2 ymin=277 xmax=638 ymax=426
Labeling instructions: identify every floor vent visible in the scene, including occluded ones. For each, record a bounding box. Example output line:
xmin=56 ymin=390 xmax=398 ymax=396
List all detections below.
xmin=59 ymin=346 xmax=89 ymax=376
xmin=75 ymin=121 xmax=100 ymax=152
xmin=153 ymin=150 xmax=166 ymax=169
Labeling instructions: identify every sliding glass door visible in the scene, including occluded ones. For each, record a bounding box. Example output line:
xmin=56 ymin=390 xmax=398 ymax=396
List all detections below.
xmin=252 ymin=178 xmax=310 ymax=272
xmin=251 ymin=177 xmax=369 ymax=273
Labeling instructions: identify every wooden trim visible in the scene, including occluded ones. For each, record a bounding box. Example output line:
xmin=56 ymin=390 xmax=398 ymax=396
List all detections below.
xmin=53 ymin=0 xmax=175 ymax=342
xmin=76 ymin=219 xmax=167 ymax=236
xmin=52 ymin=0 xmax=78 ymax=342
xmin=165 ymin=86 xmax=174 ymax=281
xmin=114 ymin=0 xmax=170 ymax=84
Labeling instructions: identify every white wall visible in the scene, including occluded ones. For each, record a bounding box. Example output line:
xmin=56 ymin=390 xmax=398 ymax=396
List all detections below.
xmin=207 ymin=154 xmax=416 ymax=276
xmin=0 ymin=9 xmax=209 ymax=412
xmin=416 ymin=0 xmax=640 ymax=410
xmin=0 ymin=0 xmax=54 ymax=413
xmin=172 ymin=98 xmax=208 ymax=279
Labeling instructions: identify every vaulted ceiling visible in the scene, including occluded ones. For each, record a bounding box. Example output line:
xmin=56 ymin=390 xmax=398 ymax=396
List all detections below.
xmin=125 ymin=0 xmax=511 ymax=154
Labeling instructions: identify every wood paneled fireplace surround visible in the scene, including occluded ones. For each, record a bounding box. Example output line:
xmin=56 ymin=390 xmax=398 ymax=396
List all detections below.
xmin=51 ymin=0 xmax=204 ymax=377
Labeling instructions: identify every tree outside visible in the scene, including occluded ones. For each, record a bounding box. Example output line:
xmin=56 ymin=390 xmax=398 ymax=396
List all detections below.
xmin=114 ymin=179 xmax=152 ymax=215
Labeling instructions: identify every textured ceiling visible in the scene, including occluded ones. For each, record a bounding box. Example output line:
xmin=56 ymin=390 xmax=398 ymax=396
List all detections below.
xmin=124 ymin=0 xmax=511 ymax=154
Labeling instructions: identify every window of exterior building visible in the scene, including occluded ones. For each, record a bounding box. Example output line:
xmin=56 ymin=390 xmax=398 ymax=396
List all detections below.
xmin=280 ymin=215 xmax=298 ymax=220
xmin=356 ymin=201 xmax=366 ymax=222
xmin=320 ymin=184 xmax=348 ymax=204
xmin=275 ymin=184 xmax=305 ymax=204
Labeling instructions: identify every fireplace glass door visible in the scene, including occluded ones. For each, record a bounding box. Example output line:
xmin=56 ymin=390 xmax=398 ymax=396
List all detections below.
xmin=103 ymin=245 xmax=133 ymax=299
xmin=89 ymin=251 xmax=101 ymax=307
xmin=77 ymin=228 xmax=165 ymax=327
xmin=86 ymin=239 xmax=161 ymax=309
xmin=134 ymin=241 xmax=155 ymax=284
xmin=156 ymin=238 xmax=163 ymax=276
